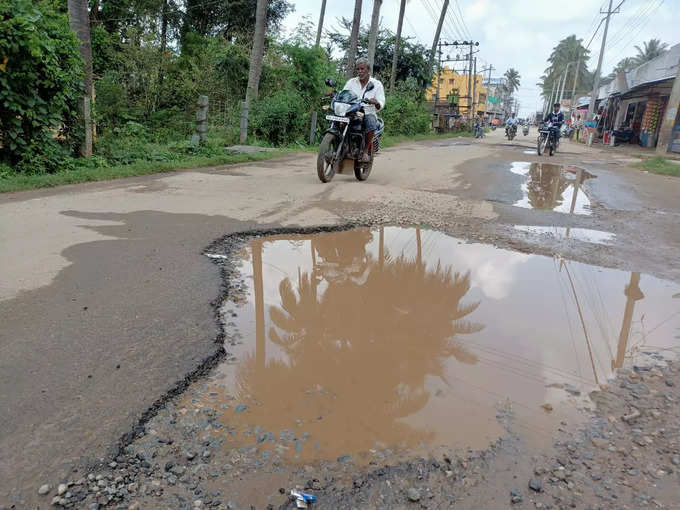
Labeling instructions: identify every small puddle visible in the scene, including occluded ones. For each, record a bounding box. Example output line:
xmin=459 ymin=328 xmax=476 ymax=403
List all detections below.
xmin=189 ymin=228 xmax=679 ymax=465
xmin=514 ymin=225 xmax=615 ymax=245
xmin=510 ymin=162 xmax=595 ymax=215
xmin=523 ymin=149 xmax=537 ymax=155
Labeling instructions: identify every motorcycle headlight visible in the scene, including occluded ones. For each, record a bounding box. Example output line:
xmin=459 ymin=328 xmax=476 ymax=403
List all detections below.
xmin=334 ymin=102 xmax=350 ymax=116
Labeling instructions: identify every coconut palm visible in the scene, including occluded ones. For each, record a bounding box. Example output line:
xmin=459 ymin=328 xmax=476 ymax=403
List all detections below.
xmin=634 ymin=39 xmax=668 ymax=66
xmin=504 ymin=68 xmax=521 ymax=94
xmin=346 ymin=0 xmax=363 ymax=77
xmin=67 ymin=0 xmax=93 ymax=156
xmin=389 ymin=0 xmax=408 ymax=93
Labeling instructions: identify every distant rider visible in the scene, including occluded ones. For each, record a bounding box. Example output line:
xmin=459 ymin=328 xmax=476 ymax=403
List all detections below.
xmin=505 ymin=112 xmax=519 ymax=136
xmin=343 ymin=57 xmax=385 ymax=163
xmin=544 ymin=103 xmax=564 ymax=141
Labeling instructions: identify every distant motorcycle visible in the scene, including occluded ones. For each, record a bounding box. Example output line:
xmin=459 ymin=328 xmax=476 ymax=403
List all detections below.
xmin=506 ymin=124 xmax=517 ymax=141
xmin=317 ymin=78 xmax=384 ymax=183
xmin=522 ymin=125 xmax=529 ymax=136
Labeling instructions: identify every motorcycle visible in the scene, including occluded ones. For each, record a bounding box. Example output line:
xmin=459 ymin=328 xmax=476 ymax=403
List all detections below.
xmin=474 ymin=121 xmax=484 ymax=138
xmin=506 ymin=124 xmax=517 ymax=141
xmin=522 ymin=124 xmax=529 ymax=136
xmin=537 ymin=121 xmax=559 ymax=156
xmin=317 ymin=78 xmax=384 ymax=183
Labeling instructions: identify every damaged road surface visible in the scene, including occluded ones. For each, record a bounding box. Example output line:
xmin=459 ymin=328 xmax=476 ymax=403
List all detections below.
xmin=1 ymin=130 xmax=680 ymax=509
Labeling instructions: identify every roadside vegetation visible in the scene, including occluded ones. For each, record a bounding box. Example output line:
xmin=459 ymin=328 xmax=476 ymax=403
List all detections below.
xmin=636 ymin=157 xmax=680 ymax=177
xmin=0 ymin=1 xmax=472 ymax=193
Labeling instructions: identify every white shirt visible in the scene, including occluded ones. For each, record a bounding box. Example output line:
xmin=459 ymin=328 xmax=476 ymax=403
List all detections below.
xmin=506 ymin=117 xmax=519 ymax=126
xmin=342 ymin=77 xmax=386 ymax=111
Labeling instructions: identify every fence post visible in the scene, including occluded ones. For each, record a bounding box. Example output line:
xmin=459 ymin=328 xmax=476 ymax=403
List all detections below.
xmin=192 ymin=95 xmax=209 ymax=145
xmin=309 ymin=111 xmax=318 ymax=145
xmin=239 ymin=100 xmax=249 ymax=143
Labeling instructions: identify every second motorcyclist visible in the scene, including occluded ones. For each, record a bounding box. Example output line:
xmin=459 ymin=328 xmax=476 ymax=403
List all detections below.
xmin=505 ymin=112 xmax=519 ymax=138
xmin=342 ymin=57 xmax=385 ymax=163
xmin=544 ymin=103 xmax=564 ymax=143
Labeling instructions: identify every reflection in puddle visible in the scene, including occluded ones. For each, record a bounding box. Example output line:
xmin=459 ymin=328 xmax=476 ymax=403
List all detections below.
xmin=523 ymin=150 xmax=537 ymax=155
xmin=511 ymin=162 xmax=594 ymax=215
xmin=186 ymin=228 xmax=679 ymax=464
xmin=514 ymin=225 xmax=615 ymax=245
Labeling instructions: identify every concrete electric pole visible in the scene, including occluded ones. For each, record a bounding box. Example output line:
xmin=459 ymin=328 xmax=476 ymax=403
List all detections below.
xmin=587 ymin=0 xmax=619 ymax=120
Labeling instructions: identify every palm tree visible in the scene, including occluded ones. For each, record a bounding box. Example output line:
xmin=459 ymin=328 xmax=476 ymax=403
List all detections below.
xmin=241 ymin=0 xmax=268 ymax=142
xmin=346 ymin=0 xmax=363 ymax=78
xmin=389 ymin=0 xmax=407 ymax=93
xmin=67 ymin=0 xmax=93 ymax=156
xmin=504 ymin=68 xmax=520 ymax=94
xmin=367 ymin=0 xmax=382 ymax=72
xmin=634 ymin=39 xmax=668 ymax=65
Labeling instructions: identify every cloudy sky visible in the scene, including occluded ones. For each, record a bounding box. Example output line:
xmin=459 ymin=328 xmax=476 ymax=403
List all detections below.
xmin=281 ymin=0 xmax=679 ymax=117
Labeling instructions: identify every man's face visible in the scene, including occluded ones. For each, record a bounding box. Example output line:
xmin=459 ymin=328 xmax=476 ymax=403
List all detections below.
xmin=356 ymin=63 xmax=370 ymax=81
xmin=554 ymin=107 xmax=560 ymax=113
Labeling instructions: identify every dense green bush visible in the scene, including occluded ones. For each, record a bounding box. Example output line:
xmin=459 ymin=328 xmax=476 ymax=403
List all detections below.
xmin=250 ymin=89 xmax=308 ymax=145
xmin=0 ymin=0 xmax=83 ymax=173
xmin=381 ymin=96 xmax=432 ymax=137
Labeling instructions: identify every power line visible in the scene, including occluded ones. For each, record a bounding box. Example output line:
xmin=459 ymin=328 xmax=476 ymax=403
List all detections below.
xmin=453 ymin=0 xmax=472 ymax=40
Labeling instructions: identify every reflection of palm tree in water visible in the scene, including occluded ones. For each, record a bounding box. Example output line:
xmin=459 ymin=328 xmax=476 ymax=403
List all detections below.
xmin=527 ymin=163 xmax=570 ymax=210
xmin=526 ymin=164 xmax=594 ymax=211
xmin=233 ymin=228 xmax=484 ymax=458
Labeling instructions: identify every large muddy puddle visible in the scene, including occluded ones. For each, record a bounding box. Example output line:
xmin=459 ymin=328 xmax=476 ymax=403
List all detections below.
xmin=510 ymin=162 xmax=594 ymax=215
xmin=187 ymin=228 xmax=680 ymax=465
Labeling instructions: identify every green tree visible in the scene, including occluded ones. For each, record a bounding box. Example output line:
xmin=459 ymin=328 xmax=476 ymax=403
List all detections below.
xmin=0 ymin=0 xmax=83 ymax=172
xmin=634 ymin=38 xmax=668 ymax=65
xmin=538 ymin=35 xmax=593 ymax=102
xmin=504 ymin=68 xmax=520 ymax=93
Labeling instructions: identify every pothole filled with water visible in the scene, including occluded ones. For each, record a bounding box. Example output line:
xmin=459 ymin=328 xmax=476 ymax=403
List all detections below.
xmin=188 ymin=228 xmax=679 ymax=465
xmin=510 ymin=162 xmax=595 ymax=215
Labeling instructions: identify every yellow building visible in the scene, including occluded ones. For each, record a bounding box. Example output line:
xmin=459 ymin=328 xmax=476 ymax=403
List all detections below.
xmin=426 ymin=67 xmax=487 ymax=116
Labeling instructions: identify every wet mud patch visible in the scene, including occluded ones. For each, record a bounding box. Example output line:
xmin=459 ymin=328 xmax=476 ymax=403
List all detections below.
xmin=514 ymin=225 xmax=616 ymax=245
xmin=184 ymin=227 xmax=680 ymax=468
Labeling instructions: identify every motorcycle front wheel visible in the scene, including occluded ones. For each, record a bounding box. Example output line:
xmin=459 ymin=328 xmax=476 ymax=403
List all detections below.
xmin=537 ymin=134 xmax=547 ymax=155
xmin=317 ymin=133 xmax=339 ymax=183
xmin=354 ymin=157 xmax=372 ymax=181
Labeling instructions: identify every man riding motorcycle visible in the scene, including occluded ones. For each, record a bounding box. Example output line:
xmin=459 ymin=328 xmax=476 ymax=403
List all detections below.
xmin=342 ymin=57 xmax=385 ymax=163
xmin=544 ymin=103 xmax=564 ymax=143
xmin=505 ymin=112 xmax=519 ymax=137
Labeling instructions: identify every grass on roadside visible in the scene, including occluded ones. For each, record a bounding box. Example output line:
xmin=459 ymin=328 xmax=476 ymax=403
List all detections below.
xmin=0 ymin=129 xmax=473 ymax=194
xmin=0 ymin=150 xmax=289 ymax=193
xmin=635 ymin=157 xmax=680 ymax=177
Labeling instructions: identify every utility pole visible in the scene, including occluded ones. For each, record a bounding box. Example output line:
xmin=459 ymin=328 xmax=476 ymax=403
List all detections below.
xmin=481 ymin=64 xmax=495 ymax=117
xmin=545 ymin=80 xmax=557 ymax=116
xmin=570 ymin=56 xmax=581 ymax=116
xmin=467 ymin=41 xmax=473 ymax=122
xmin=471 ymin=56 xmax=478 ymax=118
xmin=435 ymin=41 xmax=443 ymax=107
xmin=558 ymin=61 xmax=575 ymax=105
xmin=429 ymin=0 xmax=449 ymax=75
xmin=656 ymin=58 xmax=680 ymax=154
xmin=315 ymin=0 xmax=327 ymax=47
xmin=587 ymin=0 xmax=618 ymax=120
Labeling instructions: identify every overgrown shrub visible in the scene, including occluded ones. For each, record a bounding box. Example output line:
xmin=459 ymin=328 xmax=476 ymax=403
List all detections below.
xmin=250 ymin=89 xmax=308 ymax=145
xmin=382 ymin=80 xmax=432 ymax=137
xmin=0 ymin=0 xmax=83 ymax=173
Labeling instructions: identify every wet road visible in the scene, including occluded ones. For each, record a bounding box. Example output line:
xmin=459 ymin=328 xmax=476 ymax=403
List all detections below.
xmin=1 ymin=129 xmax=679 ymax=507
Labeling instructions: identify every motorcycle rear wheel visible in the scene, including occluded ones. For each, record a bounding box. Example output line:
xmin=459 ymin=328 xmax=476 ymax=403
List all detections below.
xmin=317 ymin=133 xmax=339 ymax=183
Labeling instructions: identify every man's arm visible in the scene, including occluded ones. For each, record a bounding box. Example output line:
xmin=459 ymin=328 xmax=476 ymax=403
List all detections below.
xmin=374 ymin=80 xmax=386 ymax=110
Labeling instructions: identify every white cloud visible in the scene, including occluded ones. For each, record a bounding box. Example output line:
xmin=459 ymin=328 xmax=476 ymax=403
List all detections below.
xmin=283 ymin=0 xmax=680 ymax=117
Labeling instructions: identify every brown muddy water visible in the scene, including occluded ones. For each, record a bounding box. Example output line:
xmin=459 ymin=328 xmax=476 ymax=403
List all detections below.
xmin=189 ymin=228 xmax=680 ymax=466
xmin=510 ymin=162 xmax=594 ymax=215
